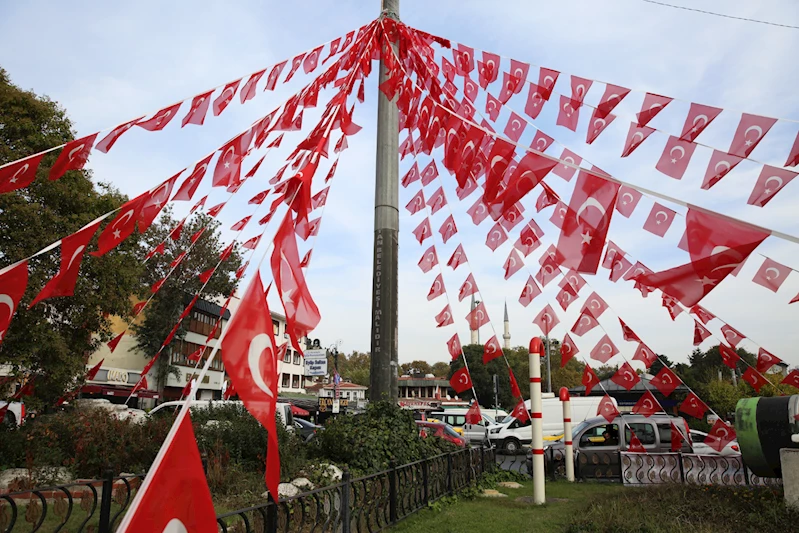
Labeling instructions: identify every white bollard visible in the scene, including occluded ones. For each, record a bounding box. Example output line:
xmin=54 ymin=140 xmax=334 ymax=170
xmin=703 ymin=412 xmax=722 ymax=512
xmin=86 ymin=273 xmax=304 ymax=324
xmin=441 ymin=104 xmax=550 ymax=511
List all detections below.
xmin=528 ymin=337 xmax=545 ymax=504
xmin=559 ymin=387 xmax=575 ymax=482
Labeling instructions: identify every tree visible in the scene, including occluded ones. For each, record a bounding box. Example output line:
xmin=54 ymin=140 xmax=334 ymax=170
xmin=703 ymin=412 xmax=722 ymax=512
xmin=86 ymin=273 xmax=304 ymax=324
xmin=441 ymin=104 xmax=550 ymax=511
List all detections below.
xmin=542 ymin=337 xmax=585 ymax=392
xmin=0 ymin=68 xmax=143 ymax=408
xmin=132 ymin=207 xmax=242 ymax=390
xmin=431 ymin=361 xmax=449 ymax=378
xmin=400 ymin=360 xmax=432 ymax=376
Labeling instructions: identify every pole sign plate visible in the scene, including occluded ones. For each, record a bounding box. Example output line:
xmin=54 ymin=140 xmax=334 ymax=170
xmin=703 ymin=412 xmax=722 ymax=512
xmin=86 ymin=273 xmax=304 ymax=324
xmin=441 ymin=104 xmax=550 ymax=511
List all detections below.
xmin=304 ymin=349 xmax=328 ymax=377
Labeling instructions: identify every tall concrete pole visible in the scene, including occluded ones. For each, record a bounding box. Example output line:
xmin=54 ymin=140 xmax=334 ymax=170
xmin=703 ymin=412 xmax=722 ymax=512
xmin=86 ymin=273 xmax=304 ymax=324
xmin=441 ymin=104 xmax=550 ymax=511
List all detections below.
xmin=369 ymin=0 xmax=400 ymax=402
xmin=528 ymin=337 xmax=546 ymax=505
xmin=559 ymin=387 xmax=575 ymax=482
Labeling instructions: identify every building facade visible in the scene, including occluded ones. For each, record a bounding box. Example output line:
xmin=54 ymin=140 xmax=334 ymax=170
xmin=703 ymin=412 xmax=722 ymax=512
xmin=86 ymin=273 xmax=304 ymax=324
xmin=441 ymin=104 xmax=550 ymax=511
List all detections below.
xmin=397 ymin=375 xmax=467 ymax=411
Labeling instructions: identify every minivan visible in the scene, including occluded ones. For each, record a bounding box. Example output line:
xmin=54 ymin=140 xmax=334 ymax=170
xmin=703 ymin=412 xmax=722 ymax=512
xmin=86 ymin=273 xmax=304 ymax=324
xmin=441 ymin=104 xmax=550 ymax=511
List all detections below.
xmin=430 ymin=409 xmax=495 ymax=444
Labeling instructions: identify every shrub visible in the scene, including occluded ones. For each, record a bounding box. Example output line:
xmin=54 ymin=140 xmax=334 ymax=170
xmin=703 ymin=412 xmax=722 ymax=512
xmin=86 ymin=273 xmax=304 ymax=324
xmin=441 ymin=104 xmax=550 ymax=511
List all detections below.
xmin=308 ymin=401 xmax=458 ymax=474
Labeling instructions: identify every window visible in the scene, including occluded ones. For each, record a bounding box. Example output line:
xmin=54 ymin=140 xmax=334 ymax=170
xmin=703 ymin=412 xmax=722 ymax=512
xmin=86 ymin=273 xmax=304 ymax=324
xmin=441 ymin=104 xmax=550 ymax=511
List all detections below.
xmin=690 ymin=431 xmax=705 ymax=444
xmin=293 ymin=352 xmax=301 ymax=365
xmin=657 ymin=423 xmax=674 ymax=447
xmin=272 ymin=320 xmax=280 ymax=336
xmin=579 ymin=424 xmax=619 ymax=448
xmin=508 ymin=417 xmax=531 ymax=429
xmin=169 ymin=340 xmax=224 ymax=371
xmin=282 ymin=374 xmax=290 ymax=389
xmin=292 ymin=375 xmax=300 ymax=389
xmin=188 ymin=310 xmax=221 ymax=339
xmin=446 ymin=415 xmax=466 ymax=427
xmin=283 ymin=332 xmax=289 ymax=339
xmin=625 ymin=422 xmax=656 ymax=446
xmin=283 ymin=348 xmax=292 ymax=363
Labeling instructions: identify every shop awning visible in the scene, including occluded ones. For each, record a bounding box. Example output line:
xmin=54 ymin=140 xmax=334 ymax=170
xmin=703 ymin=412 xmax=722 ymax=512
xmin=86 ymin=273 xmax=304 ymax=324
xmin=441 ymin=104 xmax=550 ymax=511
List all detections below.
xmin=81 ymin=384 xmax=159 ymax=399
xmin=290 ymin=404 xmax=310 ymax=416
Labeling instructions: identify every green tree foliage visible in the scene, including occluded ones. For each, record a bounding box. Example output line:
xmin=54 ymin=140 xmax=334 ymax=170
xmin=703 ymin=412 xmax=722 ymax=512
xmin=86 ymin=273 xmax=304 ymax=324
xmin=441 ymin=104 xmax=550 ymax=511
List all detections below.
xmin=132 ymin=207 xmax=242 ymax=388
xmin=541 ymin=338 xmax=586 ymax=392
xmin=0 ymin=68 xmax=142 ymax=408
xmin=431 ymin=361 xmax=449 ymax=378
xmin=400 ymin=360 xmax=433 ymax=376
xmin=326 ymin=350 xmax=370 ymax=387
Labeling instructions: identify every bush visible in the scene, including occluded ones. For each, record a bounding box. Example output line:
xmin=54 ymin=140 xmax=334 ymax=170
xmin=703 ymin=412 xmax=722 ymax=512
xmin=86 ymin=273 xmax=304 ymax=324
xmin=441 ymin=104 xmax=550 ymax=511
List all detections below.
xmin=308 ymin=401 xmax=458 ymax=474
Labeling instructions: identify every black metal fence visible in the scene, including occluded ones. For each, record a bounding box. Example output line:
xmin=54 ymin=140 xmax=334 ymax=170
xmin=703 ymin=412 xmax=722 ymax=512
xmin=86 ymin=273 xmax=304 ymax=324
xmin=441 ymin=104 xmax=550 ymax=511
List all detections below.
xmin=0 ymin=447 xmax=495 ymax=533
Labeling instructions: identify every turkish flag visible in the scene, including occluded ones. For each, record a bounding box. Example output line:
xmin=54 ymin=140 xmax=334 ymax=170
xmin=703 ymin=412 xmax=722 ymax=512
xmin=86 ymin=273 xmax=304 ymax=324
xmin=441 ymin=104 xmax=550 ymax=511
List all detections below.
xmin=556 ymin=95 xmax=580 ymax=131
xmin=616 ymin=185 xmax=642 ymax=218
xmin=560 ymin=269 xmax=586 ymax=294
xmin=556 ymin=170 xmax=620 ymax=275
xmin=137 ymin=103 xmax=182 ymax=131
xmin=117 ymin=409 xmax=216 ymax=532
xmin=581 ymin=291 xmax=609 ymax=318
xmin=29 ymin=219 xmax=102 ymax=307
xmin=478 ymin=52 xmax=500 ymax=87
xmin=752 ymin=257 xmax=791 ymax=292
xmin=636 ymin=93 xmax=672 ymax=127
xmin=536 ymin=183 xmax=559 ymax=212
xmin=435 ymin=305 xmax=454 ymax=328
xmin=533 ymin=304 xmax=559 ymax=336
xmin=529 ymin=131 xmax=554 ymax=155
xmin=702 ymin=150 xmax=743 ymax=190
xmin=598 ymin=395 xmax=620 ymax=423
xmin=571 ymin=309 xmax=599 ymax=337
xmin=515 ymin=223 xmax=543 ymax=257
xmin=590 ymin=335 xmax=619 ymax=364
xmin=503 ymin=249 xmax=524 ymax=280
xmin=418 ymin=246 xmax=438 ymax=274
xmin=485 ymin=92 xmax=502 ymax=121
xmin=535 ymin=256 xmax=560 ymax=287
xmin=0 ymin=261 xmax=28 ymax=345
xmin=519 ymin=276 xmax=541 ymax=307
xmin=781 ymin=370 xmax=799 ymax=389
xmin=264 ymin=60 xmax=287 ymax=91
xmin=485 ymin=222 xmax=508 ymax=252
xmin=248 ymin=188 xmax=270 ymax=207
xmin=581 ymin=365 xmax=599 ymax=395
xmin=483 ymin=336 xmax=503 ymax=364
xmin=92 ymin=194 xmax=145 ymax=256
xmin=691 ymin=305 xmax=715 ymax=325
xmin=239 ymin=70 xmax=266 ymax=104
xmin=295 ymin=217 xmax=320 ymax=241
xmin=139 ymin=173 xmax=180 ymax=233
xmin=602 ymin=241 xmax=625 ymax=270
xmin=284 ymin=53 xmax=305 ymax=83
xmin=511 ymin=399 xmax=531 ymax=423
xmin=728 ymin=113 xmax=777 ymax=158
xmin=633 ymin=343 xmax=657 ymax=369
xmin=611 ymin=362 xmax=640 ymax=391
xmin=181 ymin=90 xmax=214 ymax=127
xmin=668 ymin=422 xmax=686 ymax=453
xmin=503 ymin=112 xmax=527 ymax=142
xmin=609 ymin=254 xmax=632 ymax=282
xmin=173 ymin=154 xmax=213 ymax=201
xmin=213 ymin=79 xmax=241 ymax=116
xmin=213 ymin=131 xmax=251 ymax=189
xmin=656 ymin=136 xmax=697 ymax=180
xmin=786 ymin=130 xmax=799 ymax=167
xmin=401 ymin=163 xmax=420 ymax=188
xmin=221 ymin=272 xmax=281 ymax=495
xmin=0 ymin=153 xmax=44 ymax=193
xmin=524 ymin=83 xmax=548 ymax=119
xmin=680 ymin=103 xmax=722 ymax=142
xmin=455 ymin=177 xmax=478 ymax=201
xmin=705 ymin=420 xmax=736 ymax=453
xmin=757 ymin=348 xmax=783 ymax=374
xmin=49 ymin=133 xmax=98 ymax=181
xmin=693 ymin=320 xmax=711 ymax=346
xmin=271 ymin=214 xmax=321 ymax=353
xmin=427 ymin=187 xmax=447 ymax=215
xmin=405 ymin=189 xmax=425 ymax=215
xmin=466 ymin=301 xmax=490 ymax=330
xmin=508 ymin=368 xmax=522 ymax=399
xmin=534 ymin=67 xmax=558 ymax=100
xmin=450 ymin=366 xmax=473 ymax=394
xmin=242 ymin=235 xmax=261 ymax=250
xmin=427 ymin=274 xmax=445 ymax=301
xmin=627 ymin=432 xmax=646 ymax=453
xmin=303 ymin=46 xmax=324 ymax=73
xmin=421 ymin=160 xmax=439 ymax=186
xmin=747 ymin=165 xmax=797 ymax=207
xmin=586 ymin=111 xmax=615 ymax=145
xmin=632 ymin=390 xmax=659 ymax=418
xmin=447 ymin=245 xmax=467 ymax=270
xmin=595 ymin=84 xmax=630 ymax=118
xmin=310 ymin=187 xmax=329 ymax=210
xmin=499 ymin=204 xmax=524 ymax=232
xmin=643 ymin=203 xmax=676 ymax=237
xmin=619 ymin=318 xmax=640 ymax=343
xmin=567 ymin=75 xmax=592 ymax=108
xmin=719 ymin=344 xmax=741 ymax=369
xmin=412 ymin=218 xmax=432 ymax=244
xmin=433 ymin=216 xmax=455 ymax=246
xmin=742 ymin=367 xmax=769 ymax=393
xmin=95 ymin=117 xmax=142 ymax=153
xmin=484 ymin=138 xmax=515 ymax=202
xmin=463 ymin=75 xmax=479 ymax=103
xmin=637 ymin=209 xmax=769 ymax=307
xmin=720 ymin=324 xmax=745 ymax=347
xmin=492 ymin=153 xmax=557 ymax=218
xmin=551 ymin=148 xmax=581 ymax=182
xmin=662 ymin=294 xmax=683 ymax=321
xmin=447 ymin=334 xmax=462 ymax=361
xmin=561 ymin=334 xmax=579 ymax=367
xmin=453 ymin=44 xmax=475 ymax=75
xmin=620 ymin=123 xmax=655 ymax=157
xmin=651 ymin=366 xmax=681 ymax=397
xmin=556 ymin=285 xmax=577 ymax=311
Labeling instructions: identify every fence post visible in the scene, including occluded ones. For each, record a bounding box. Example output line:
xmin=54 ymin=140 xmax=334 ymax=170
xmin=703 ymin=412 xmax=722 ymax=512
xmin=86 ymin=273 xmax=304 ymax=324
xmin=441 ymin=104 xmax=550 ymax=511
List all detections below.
xmin=341 ymin=467 xmax=351 ymax=533
xmin=388 ymin=459 xmax=398 ymax=524
xmin=422 ymin=459 xmax=429 ymax=505
xmin=677 ymin=452 xmax=686 ymax=483
xmin=266 ymin=493 xmax=278 ymax=533
xmin=466 ymin=450 xmax=472 ymax=485
xmin=480 ymin=446 xmax=485 ymax=476
xmin=446 ymin=453 xmax=453 ymax=495
xmin=98 ymin=469 xmax=114 ymax=533
xmin=548 ymin=448 xmax=557 ymax=482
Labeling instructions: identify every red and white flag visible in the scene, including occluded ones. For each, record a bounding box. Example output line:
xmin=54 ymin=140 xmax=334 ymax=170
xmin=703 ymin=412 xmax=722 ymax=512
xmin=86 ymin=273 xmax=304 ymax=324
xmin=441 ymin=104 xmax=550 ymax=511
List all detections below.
xmin=632 ymin=390 xmax=659 ymax=417
xmin=595 ymin=84 xmax=630 ymax=118
xmin=530 ymin=130 xmax=554 ymax=153
xmin=680 ymin=103 xmax=722 ymax=142
xmin=620 ymin=123 xmax=654 ymax=157
xmin=650 ymin=366 xmax=681 ymax=397
xmin=582 ymin=365 xmax=599 ymax=395
xmin=742 ymin=367 xmax=769 ymax=393
xmin=636 ymin=93 xmax=672 ymax=127
xmin=705 ymin=419 xmax=736 ymax=453
xmin=702 ymin=150 xmax=743 ymax=190
xmin=503 ymin=112 xmax=527 ymax=142
xmin=418 ymin=245 xmax=438 ymax=274
xmin=467 ymin=196 xmax=489 ymax=225
xmin=447 ymin=334 xmax=462 ymax=361
xmin=450 ymin=366 xmax=472 ymax=394
xmin=485 ymin=222 xmax=508 ymax=252
xmin=405 ymin=189 xmax=426 ymax=215
xmin=435 ymin=215 xmax=456 ymax=245
xmin=29 ymin=219 xmax=102 ymax=307
xmin=556 ymin=95 xmax=580 ymax=131
xmin=633 ymin=343 xmax=657 ymax=369
xmin=436 ymin=305 xmax=454 ymax=328
xmin=265 ymin=61 xmax=287 ymax=91
xmin=49 ymin=133 xmax=98 ymax=182
xmin=92 ymin=194 xmax=145 ymax=256
xmin=466 ymin=301 xmax=490 ymax=330
xmin=551 ymin=148 xmax=581 ymax=182
xmin=533 ymin=304 xmax=559 ymax=336
xmin=181 ymin=90 xmax=214 ymax=127
xmin=213 ymin=132 xmax=251 ymax=189
xmin=581 ymin=291 xmax=609 ymax=318
xmin=728 ymin=113 xmax=777 ymax=158
xmin=642 ymin=203 xmax=676 ymax=237
xmin=693 ymin=320 xmax=711 ymax=346
xmin=611 ymin=362 xmax=640 ymax=391
xmin=781 ymin=370 xmax=799 ymax=389
xmin=117 ymin=409 xmax=217 ymax=532
xmin=555 ymin=285 xmax=577 ymax=311
xmin=483 ymin=335 xmax=503 ymax=364
xmin=561 ymin=333 xmax=579 ymax=367
xmin=213 ymin=79 xmax=241 ymax=116
xmin=752 ymin=257 xmax=791 ymax=292
xmin=720 ymin=324 xmax=745 ymax=347
xmin=420 ymin=160 xmax=439 ymax=186
xmin=173 ymin=154 xmax=214 ymax=201
xmin=515 ymin=222 xmax=542 ymax=257
xmin=241 ymin=235 xmax=261 ymax=250
xmin=427 ymin=187 xmax=447 ymax=215
xmin=503 ymin=249 xmax=524 ymax=280
xmin=447 ymin=244 xmax=467 ymax=270
xmin=95 ymin=118 xmax=142 ymax=153
xmin=519 ymin=276 xmax=541 ymax=307
xmin=655 ymin=136 xmax=697 ymax=180
xmin=757 ymin=348 xmax=783 ymax=374
xmin=586 ymin=111 xmax=615 ymax=145
xmin=786 ymin=130 xmax=799 ymax=167
xmin=590 ymin=335 xmax=619 ymax=364
xmin=598 ymin=395 xmax=619 ymax=423
xmin=0 ymin=153 xmax=45 ymax=193
xmin=427 ymin=274 xmax=445 ymax=301
xmin=412 ymin=218 xmax=432 ymax=244
xmin=137 ymin=103 xmax=182 ymax=131
xmin=0 ymin=261 xmax=28 ymax=345
xmin=719 ymin=344 xmax=741 ymax=369
xmin=570 ymin=309 xmax=598 ymax=337
xmin=511 ymin=399 xmax=531 ymax=422
xmin=747 ymin=165 xmax=797 ymax=207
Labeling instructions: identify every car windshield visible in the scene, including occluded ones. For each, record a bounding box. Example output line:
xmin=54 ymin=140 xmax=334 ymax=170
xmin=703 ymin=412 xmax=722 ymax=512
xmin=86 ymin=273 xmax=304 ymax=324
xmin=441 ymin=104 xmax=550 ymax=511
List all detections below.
xmin=571 ymin=421 xmax=590 ymax=439
xmin=483 ymin=414 xmax=496 ymax=425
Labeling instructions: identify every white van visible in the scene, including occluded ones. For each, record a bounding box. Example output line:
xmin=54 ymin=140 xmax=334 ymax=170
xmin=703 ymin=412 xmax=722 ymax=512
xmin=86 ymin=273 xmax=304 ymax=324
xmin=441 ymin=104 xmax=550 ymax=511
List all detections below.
xmin=148 ymin=400 xmax=295 ymax=430
xmin=489 ymin=396 xmax=616 ymax=453
xmin=430 ymin=408 xmax=494 ymax=444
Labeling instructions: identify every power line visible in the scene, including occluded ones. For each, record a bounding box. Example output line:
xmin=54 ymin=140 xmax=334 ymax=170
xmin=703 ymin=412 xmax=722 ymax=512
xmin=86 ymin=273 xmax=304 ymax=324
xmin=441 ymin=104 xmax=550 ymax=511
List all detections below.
xmin=640 ymin=0 xmax=799 ymax=30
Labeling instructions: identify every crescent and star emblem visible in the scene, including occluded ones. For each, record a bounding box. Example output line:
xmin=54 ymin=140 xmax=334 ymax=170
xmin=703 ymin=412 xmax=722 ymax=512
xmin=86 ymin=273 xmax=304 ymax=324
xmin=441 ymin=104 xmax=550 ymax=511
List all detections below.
xmin=764 ymin=267 xmax=780 ymax=280
xmin=67 ymin=144 xmax=86 ymax=162
xmin=66 ymin=246 xmax=85 ymax=271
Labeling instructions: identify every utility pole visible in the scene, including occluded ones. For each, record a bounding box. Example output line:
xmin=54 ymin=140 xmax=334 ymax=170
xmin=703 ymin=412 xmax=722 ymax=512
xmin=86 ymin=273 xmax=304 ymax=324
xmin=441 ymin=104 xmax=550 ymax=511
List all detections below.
xmin=369 ymin=0 xmax=400 ymax=403
xmin=545 ymin=335 xmax=552 ymax=394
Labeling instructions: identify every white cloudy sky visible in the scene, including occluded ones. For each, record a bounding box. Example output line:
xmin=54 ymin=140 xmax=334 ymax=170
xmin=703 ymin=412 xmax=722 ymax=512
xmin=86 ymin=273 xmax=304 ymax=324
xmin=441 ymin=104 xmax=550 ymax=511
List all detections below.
xmin=1 ymin=1 xmax=797 ymax=371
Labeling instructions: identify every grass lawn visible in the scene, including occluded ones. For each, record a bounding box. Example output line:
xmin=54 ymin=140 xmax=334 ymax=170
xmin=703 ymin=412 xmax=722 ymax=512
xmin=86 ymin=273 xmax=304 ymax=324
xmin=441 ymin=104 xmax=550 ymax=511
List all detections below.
xmin=391 ymin=480 xmax=625 ymax=533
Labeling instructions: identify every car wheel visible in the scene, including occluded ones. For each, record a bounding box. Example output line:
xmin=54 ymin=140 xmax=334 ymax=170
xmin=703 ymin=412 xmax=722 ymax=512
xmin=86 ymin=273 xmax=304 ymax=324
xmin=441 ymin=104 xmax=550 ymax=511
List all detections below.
xmin=503 ymin=438 xmax=521 ymax=454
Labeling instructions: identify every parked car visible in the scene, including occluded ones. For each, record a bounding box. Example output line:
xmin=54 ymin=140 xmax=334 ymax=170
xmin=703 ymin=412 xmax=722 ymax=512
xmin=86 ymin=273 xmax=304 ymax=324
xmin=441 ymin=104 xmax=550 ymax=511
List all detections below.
xmin=415 ymin=421 xmax=466 ymax=447
xmin=294 ymin=418 xmax=322 ymax=441
xmin=689 ymin=429 xmax=740 ymax=456
xmin=430 ymin=409 xmax=494 ymax=444
xmin=73 ymin=398 xmax=147 ymax=424
xmin=148 ymin=400 xmax=295 ymax=430
xmin=525 ymin=413 xmax=692 ymax=475
xmin=523 ymin=396 xmax=616 ymax=437
xmin=0 ymin=401 xmax=25 ymax=427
